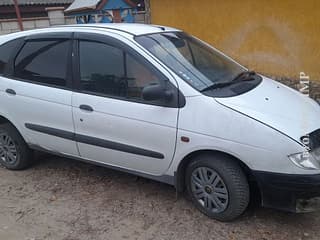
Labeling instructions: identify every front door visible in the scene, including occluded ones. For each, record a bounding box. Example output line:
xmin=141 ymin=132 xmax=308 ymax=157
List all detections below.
xmin=72 ymin=33 xmax=179 ymax=175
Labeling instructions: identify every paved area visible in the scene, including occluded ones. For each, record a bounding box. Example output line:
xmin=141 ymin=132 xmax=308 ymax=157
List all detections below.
xmin=0 ymin=154 xmax=319 ymax=240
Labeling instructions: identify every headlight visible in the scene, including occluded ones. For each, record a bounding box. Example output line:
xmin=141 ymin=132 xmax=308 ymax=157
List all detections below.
xmin=289 ymin=151 xmax=320 ymax=170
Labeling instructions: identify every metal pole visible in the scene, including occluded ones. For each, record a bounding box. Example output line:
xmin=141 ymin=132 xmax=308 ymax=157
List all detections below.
xmin=13 ymin=0 xmax=24 ymax=31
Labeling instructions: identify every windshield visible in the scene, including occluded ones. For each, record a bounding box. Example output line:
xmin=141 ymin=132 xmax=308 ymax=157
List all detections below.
xmin=135 ymin=32 xmax=245 ymax=91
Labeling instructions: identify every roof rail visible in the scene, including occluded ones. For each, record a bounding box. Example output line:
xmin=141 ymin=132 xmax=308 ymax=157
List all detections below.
xmin=55 ymin=25 xmax=136 ymax=36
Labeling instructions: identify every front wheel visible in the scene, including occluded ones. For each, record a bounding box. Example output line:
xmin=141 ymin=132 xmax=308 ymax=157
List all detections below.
xmin=186 ymin=154 xmax=250 ymax=221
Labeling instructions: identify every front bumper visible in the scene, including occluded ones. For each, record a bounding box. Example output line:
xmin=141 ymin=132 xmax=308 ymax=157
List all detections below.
xmin=253 ymin=171 xmax=320 ymax=212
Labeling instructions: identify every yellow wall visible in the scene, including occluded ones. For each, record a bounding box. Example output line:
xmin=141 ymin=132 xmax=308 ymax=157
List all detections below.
xmin=150 ymin=0 xmax=320 ymax=81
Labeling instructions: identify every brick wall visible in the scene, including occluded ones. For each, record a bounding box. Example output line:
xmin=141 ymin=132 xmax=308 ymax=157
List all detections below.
xmin=0 ymin=7 xmax=75 ymax=35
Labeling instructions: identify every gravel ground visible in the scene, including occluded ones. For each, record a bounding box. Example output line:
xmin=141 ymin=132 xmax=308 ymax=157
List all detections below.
xmin=0 ymin=154 xmax=320 ymax=240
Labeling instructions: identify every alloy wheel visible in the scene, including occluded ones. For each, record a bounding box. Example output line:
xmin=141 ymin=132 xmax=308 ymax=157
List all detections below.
xmin=0 ymin=133 xmax=18 ymax=165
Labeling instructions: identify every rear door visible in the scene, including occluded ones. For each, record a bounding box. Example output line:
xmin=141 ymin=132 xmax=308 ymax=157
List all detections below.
xmin=5 ymin=33 xmax=78 ymax=156
xmin=72 ymin=32 xmax=181 ymax=175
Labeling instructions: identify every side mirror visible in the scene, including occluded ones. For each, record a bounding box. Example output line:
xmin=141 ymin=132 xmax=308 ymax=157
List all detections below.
xmin=142 ymin=83 xmax=173 ymax=101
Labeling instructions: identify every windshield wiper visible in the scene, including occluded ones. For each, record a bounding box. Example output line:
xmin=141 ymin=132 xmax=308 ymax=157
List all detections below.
xmin=232 ymin=70 xmax=256 ymax=82
xmin=201 ymin=71 xmax=256 ymax=92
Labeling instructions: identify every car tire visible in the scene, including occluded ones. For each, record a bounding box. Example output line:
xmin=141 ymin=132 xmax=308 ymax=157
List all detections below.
xmin=0 ymin=123 xmax=33 ymax=170
xmin=185 ymin=153 xmax=250 ymax=222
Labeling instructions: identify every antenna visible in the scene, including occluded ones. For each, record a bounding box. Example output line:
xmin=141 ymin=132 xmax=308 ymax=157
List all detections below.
xmin=157 ymin=26 xmax=166 ymax=31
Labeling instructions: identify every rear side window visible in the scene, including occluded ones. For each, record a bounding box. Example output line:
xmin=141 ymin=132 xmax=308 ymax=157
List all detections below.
xmin=0 ymin=38 xmax=23 ymax=75
xmin=14 ymin=39 xmax=70 ymax=87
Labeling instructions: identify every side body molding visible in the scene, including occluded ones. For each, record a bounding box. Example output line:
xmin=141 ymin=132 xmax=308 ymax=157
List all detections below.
xmin=25 ymin=123 xmax=165 ymax=159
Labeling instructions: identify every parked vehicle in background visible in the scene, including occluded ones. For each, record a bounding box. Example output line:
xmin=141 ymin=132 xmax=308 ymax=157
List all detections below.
xmin=0 ymin=24 xmax=320 ymax=221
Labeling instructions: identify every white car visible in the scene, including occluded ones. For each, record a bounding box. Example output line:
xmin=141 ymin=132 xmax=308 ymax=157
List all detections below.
xmin=0 ymin=24 xmax=319 ymax=221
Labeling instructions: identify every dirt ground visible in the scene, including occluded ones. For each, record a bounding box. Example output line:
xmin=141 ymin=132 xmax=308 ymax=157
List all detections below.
xmin=0 ymin=154 xmax=320 ymax=240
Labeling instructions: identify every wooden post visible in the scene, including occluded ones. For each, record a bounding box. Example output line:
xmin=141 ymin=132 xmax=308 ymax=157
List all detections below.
xmin=13 ymin=0 xmax=24 ymax=31
xmin=113 ymin=9 xmax=122 ymax=23
xmin=144 ymin=0 xmax=151 ymax=24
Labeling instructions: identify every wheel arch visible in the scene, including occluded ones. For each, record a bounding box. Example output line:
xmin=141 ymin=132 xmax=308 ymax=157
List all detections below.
xmin=0 ymin=114 xmax=27 ymax=142
xmin=0 ymin=115 xmax=13 ymax=125
xmin=175 ymin=149 xmax=256 ymax=193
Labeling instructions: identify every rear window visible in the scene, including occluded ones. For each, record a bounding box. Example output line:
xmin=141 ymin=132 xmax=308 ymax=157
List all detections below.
xmin=0 ymin=38 xmax=23 ymax=75
xmin=14 ymin=39 xmax=70 ymax=87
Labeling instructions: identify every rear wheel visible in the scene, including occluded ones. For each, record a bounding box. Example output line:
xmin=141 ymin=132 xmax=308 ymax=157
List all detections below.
xmin=186 ymin=153 xmax=250 ymax=221
xmin=0 ymin=123 xmax=33 ymax=170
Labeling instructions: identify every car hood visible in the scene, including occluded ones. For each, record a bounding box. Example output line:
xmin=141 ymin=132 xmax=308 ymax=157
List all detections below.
xmin=215 ymin=76 xmax=320 ymax=142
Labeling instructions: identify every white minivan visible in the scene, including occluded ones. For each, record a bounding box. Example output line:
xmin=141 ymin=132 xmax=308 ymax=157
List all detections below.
xmin=0 ymin=24 xmax=319 ymax=221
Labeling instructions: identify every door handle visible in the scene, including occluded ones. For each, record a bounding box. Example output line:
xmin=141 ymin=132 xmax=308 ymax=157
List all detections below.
xmin=5 ymin=89 xmax=16 ymax=95
xmin=79 ymin=104 xmax=94 ymax=112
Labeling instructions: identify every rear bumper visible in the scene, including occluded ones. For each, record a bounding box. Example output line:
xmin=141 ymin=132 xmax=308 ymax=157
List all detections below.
xmin=253 ymin=171 xmax=320 ymax=212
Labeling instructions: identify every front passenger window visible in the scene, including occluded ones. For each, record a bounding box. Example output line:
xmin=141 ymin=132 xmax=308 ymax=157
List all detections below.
xmin=79 ymin=41 xmax=125 ymax=96
xmin=79 ymin=40 xmax=162 ymax=101
xmin=126 ymin=54 xmax=161 ymax=98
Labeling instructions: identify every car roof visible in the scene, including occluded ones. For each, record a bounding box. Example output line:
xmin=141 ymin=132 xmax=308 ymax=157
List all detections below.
xmin=0 ymin=24 xmax=181 ymax=44
xmin=66 ymin=23 xmax=181 ymax=36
